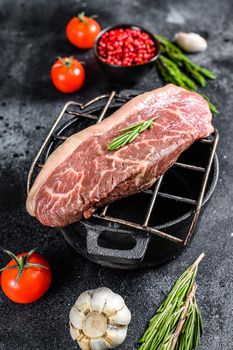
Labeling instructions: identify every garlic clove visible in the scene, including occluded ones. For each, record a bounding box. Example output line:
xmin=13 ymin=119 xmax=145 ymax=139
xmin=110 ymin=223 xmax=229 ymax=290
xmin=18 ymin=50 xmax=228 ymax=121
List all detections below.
xmin=75 ymin=289 xmax=94 ymax=314
xmin=102 ymin=292 xmax=125 ymax=316
xmin=70 ymin=323 xmax=85 ymax=343
xmin=70 ymin=305 xmax=85 ymax=329
xmin=77 ymin=335 xmax=91 ymax=350
xmin=70 ymin=323 xmax=78 ymax=341
xmin=108 ymin=305 xmax=131 ymax=326
xmin=175 ymin=32 xmax=207 ymax=53
xmin=104 ymin=324 xmax=128 ymax=347
xmin=90 ymin=338 xmax=110 ymax=350
xmin=91 ymin=287 xmax=113 ymax=313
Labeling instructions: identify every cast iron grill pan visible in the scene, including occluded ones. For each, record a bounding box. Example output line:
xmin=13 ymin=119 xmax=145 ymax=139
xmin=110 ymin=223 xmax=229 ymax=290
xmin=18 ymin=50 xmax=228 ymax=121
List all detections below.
xmin=27 ymin=90 xmax=219 ymax=269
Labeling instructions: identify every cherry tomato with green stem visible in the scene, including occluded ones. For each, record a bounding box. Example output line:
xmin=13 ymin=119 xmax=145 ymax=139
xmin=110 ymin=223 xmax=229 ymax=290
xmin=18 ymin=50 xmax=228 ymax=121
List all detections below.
xmin=66 ymin=12 xmax=101 ymax=49
xmin=51 ymin=57 xmax=86 ymax=93
xmin=0 ymin=249 xmax=52 ymax=304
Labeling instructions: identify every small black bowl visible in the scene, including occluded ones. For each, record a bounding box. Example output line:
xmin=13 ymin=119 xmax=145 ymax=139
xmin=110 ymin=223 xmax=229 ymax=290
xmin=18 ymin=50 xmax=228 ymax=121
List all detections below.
xmin=93 ymin=24 xmax=160 ymax=83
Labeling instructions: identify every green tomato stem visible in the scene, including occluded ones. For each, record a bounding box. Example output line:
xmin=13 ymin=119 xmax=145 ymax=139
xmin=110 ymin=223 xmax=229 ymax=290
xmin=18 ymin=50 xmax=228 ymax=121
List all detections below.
xmin=0 ymin=248 xmax=48 ymax=283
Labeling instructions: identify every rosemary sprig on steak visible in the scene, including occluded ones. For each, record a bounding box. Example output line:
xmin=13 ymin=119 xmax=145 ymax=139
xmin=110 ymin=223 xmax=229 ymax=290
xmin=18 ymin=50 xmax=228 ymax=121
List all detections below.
xmin=155 ymin=34 xmax=218 ymax=114
xmin=138 ymin=253 xmax=204 ymax=350
xmin=107 ymin=117 xmax=154 ymax=151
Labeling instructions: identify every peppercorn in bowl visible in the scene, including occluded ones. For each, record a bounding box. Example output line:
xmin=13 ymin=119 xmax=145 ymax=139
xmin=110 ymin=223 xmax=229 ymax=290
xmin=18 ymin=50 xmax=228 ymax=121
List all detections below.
xmin=93 ymin=24 xmax=160 ymax=83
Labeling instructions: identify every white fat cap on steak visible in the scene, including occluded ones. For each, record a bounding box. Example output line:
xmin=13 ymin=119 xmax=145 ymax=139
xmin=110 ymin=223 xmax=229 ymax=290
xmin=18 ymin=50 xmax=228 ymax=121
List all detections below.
xmin=26 ymin=84 xmax=211 ymax=216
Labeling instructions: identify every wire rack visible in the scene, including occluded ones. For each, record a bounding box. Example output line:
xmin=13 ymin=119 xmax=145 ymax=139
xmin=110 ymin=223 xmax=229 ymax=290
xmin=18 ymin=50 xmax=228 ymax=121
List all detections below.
xmin=27 ymin=91 xmax=219 ymax=246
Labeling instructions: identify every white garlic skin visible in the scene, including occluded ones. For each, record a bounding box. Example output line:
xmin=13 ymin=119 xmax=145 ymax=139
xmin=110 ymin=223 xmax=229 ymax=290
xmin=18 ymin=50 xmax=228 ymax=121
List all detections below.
xmin=175 ymin=32 xmax=207 ymax=53
xmin=69 ymin=287 xmax=131 ymax=350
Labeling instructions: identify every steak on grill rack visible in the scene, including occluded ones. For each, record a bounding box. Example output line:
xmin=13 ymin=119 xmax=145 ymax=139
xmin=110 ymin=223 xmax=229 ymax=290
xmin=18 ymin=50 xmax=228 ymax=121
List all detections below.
xmin=26 ymin=84 xmax=214 ymax=227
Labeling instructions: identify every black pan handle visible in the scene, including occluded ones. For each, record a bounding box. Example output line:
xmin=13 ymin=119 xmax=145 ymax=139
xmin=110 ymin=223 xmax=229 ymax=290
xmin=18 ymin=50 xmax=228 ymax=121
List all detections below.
xmin=86 ymin=225 xmax=150 ymax=265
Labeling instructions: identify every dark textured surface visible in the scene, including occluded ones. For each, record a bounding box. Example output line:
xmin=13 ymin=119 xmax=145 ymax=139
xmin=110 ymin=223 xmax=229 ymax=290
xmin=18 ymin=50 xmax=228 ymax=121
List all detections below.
xmin=0 ymin=0 xmax=232 ymax=349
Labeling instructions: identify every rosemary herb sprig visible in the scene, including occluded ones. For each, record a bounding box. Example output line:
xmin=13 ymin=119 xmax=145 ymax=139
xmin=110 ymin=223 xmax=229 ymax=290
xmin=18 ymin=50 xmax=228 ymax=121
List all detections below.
xmin=155 ymin=34 xmax=218 ymax=114
xmin=107 ymin=118 xmax=154 ymax=151
xmin=138 ymin=253 xmax=204 ymax=350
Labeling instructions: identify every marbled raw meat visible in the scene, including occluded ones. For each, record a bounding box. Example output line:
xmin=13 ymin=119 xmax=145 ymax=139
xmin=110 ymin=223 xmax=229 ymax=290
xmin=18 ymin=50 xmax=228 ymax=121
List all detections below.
xmin=26 ymin=84 xmax=214 ymax=227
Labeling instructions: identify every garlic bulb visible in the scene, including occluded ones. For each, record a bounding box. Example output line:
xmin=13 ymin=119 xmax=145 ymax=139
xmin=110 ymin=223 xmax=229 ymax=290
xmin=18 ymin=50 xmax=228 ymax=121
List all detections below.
xmin=175 ymin=32 xmax=207 ymax=53
xmin=69 ymin=287 xmax=131 ymax=350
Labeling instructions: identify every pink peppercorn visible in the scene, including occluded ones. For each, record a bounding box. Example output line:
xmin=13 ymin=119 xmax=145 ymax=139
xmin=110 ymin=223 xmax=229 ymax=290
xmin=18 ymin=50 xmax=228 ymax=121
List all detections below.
xmin=97 ymin=27 xmax=157 ymax=66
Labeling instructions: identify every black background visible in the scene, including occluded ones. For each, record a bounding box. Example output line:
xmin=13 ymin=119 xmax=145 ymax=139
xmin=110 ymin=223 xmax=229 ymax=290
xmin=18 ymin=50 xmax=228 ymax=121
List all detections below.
xmin=0 ymin=0 xmax=233 ymax=349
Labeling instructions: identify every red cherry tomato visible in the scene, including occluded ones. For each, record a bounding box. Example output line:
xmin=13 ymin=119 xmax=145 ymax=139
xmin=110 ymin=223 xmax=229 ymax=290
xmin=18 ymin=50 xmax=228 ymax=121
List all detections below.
xmin=1 ymin=250 xmax=52 ymax=304
xmin=66 ymin=12 xmax=101 ymax=49
xmin=51 ymin=57 xmax=85 ymax=93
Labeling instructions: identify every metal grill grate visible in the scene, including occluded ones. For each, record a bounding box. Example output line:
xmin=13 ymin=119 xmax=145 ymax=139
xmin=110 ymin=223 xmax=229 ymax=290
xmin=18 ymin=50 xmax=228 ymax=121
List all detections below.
xmin=27 ymin=91 xmax=219 ymax=246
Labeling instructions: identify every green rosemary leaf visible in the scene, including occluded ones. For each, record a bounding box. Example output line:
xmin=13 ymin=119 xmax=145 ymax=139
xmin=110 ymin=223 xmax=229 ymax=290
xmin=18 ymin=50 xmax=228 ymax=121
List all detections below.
xmin=118 ymin=121 xmax=146 ymax=133
xmin=139 ymin=118 xmax=154 ymax=132
xmin=208 ymin=100 xmax=218 ymax=114
xmin=184 ymin=62 xmax=207 ymax=87
xmin=177 ymin=298 xmax=203 ymax=350
xmin=191 ymin=64 xmax=216 ymax=80
xmin=138 ymin=253 xmax=204 ymax=350
xmin=107 ymin=118 xmax=154 ymax=151
xmin=158 ymin=56 xmax=197 ymax=90
xmin=200 ymin=93 xmax=219 ymax=114
xmin=155 ymin=35 xmax=218 ymax=114
xmin=127 ymin=131 xmax=141 ymax=144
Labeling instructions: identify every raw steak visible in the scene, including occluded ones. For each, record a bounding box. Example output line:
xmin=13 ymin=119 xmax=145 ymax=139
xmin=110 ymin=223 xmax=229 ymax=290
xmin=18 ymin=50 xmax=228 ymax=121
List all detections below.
xmin=26 ymin=84 xmax=214 ymax=227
